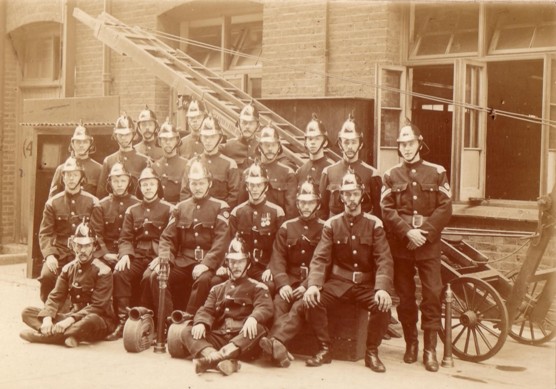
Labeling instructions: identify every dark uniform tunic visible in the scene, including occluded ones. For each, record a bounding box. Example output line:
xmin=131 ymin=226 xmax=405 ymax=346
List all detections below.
xmin=381 ymin=159 xmax=452 ymax=330
xmin=220 ymin=136 xmax=259 ymax=174
xmin=148 ymin=196 xmax=230 ymax=318
xmin=90 ymin=193 xmax=140 ymax=265
xmin=153 ymin=154 xmax=188 ymax=204
xmin=22 ymin=257 xmax=116 ymax=343
xmin=179 ymin=152 xmax=241 ymax=209
xmin=113 ymin=198 xmax=173 ymax=304
xmin=38 ymin=190 xmax=99 ymax=302
xmin=269 ymin=212 xmax=394 ymax=349
xmin=134 ymin=140 xmax=163 ymax=162
xmin=237 ymin=160 xmax=298 ymax=220
xmin=181 ymin=276 xmax=274 ymax=357
xmin=179 ymin=133 xmax=204 ymax=160
xmin=320 ymin=159 xmax=382 ymax=219
xmin=96 ymin=149 xmax=149 ymax=199
xmin=49 ymin=157 xmax=102 ymax=198
xmin=269 ymin=216 xmax=324 ymax=317
xmin=230 ymin=199 xmax=285 ymax=282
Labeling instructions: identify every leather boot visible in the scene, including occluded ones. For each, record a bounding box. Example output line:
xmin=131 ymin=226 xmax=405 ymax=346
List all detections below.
xmin=365 ymin=348 xmax=386 ymax=373
xmin=259 ymin=337 xmax=294 ymax=368
xmin=305 ymin=343 xmax=332 ymax=367
xmin=423 ymin=330 xmax=439 ymax=372
xmin=215 ymin=343 xmax=241 ymax=376
xmin=19 ymin=329 xmax=65 ymax=345
xmin=402 ymin=324 xmax=419 ymax=363
xmin=193 ymin=347 xmax=219 ymax=374
xmin=106 ymin=297 xmax=130 ymax=341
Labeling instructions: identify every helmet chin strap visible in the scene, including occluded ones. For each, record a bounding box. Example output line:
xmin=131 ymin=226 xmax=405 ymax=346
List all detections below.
xmin=202 ymin=135 xmax=223 ymax=154
xmin=227 ymin=260 xmax=250 ymax=280
xmin=401 ymin=144 xmax=422 ymax=164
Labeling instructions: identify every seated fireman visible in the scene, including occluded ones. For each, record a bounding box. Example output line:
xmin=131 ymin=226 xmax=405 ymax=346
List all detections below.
xmin=145 ymin=158 xmax=231 ymax=323
xmin=106 ymin=166 xmax=173 ymax=340
xmin=20 ymin=220 xmax=115 ymax=348
xmin=179 ymin=235 xmax=274 ymax=377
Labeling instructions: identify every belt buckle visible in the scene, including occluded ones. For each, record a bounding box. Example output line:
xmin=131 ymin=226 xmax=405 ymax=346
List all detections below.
xmin=194 ymin=247 xmax=204 ymax=262
xmin=412 ymin=214 xmax=423 ymax=228
xmin=300 ymin=266 xmax=309 ymax=280
xmin=252 ymin=248 xmax=262 ymax=263
xmin=352 ymin=271 xmax=362 ymax=284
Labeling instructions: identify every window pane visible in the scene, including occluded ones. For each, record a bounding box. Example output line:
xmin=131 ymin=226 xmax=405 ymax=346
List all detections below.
xmin=533 ymin=24 xmax=556 ymax=48
xmin=496 ymin=26 xmax=534 ymax=50
xmin=231 ymin=22 xmax=262 ymax=67
xmin=381 ymin=110 xmax=401 ymax=147
xmin=412 ymin=4 xmax=478 ymax=57
xmin=381 ymin=70 xmax=401 ymax=108
xmin=188 ymin=25 xmax=221 ymax=68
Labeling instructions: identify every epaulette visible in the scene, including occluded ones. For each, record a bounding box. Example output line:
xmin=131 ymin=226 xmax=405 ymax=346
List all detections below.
xmin=324 ymin=213 xmax=343 ymax=228
xmin=92 ymin=258 xmax=111 ymax=275
xmin=423 ymin=160 xmax=446 ymax=174
xmin=248 ymin=278 xmax=269 ymax=290
xmin=159 ymin=199 xmax=175 ymax=209
xmin=212 ymin=197 xmax=230 ymax=210
xmin=363 ymin=213 xmax=384 ymax=229
xmin=80 ymin=190 xmax=100 ymax=205
xmin=231 ymin=201 xmax=248 ymax=216
xmin=61 ymin=260 xmax=77 ymax=273
xmin=275 ymin=161 xmax=295 ymax=174
xmin=384 ymin=162 xmax=403 ymax=176
xmin=360 ymin=161 xmax=379 ymax=175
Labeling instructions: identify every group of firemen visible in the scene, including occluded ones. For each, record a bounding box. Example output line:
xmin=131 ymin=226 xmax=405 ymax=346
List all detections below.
xmin=19 ymin=99 xmax=452 ymax=377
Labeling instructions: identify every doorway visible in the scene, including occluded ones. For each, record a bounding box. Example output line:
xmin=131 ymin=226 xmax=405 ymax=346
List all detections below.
xmin=486 ymin=60 xmax=542 ymax=201
xmin=411 ymin=65 xmax=454 ymax=180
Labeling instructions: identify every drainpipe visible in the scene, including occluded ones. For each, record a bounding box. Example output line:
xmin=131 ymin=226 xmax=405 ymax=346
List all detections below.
xmin=102 ymin=0 xmax=112 ymax=96
xmin=0 ymin=0 xmax=5 ymax=241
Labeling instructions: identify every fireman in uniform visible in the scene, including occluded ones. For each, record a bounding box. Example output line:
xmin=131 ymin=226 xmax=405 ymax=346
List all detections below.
xmin=380 ymin=124 xmax=452 ymax=372
xmin=320 ymin=114 xmax=382 ymax=219
xmin=179 ymin=99 xmax=207 ymax=159
xmin=237 ymin=126 xmax=297 ymax=219
xmin=49 ymin=123 xmax=102 ymax=198
xmin=38 ymin=156 xmax=99 ymax=302
xmin=268 ymin=176 xmax=325 ymax=319
xmin=221 ymin=102 xmax=260 ymax=174
xmin=106 ymin=167 xmax=174 ymax=340
xmin=229 ymin=160 xmax=285 ymax=284
xmin=134 ymin=105 xmax=163 ymax=161
xmin=260 ymin=170 xmax=393 ymax=372
xmin=153 ymin=119 xmax=188 ymax=204
xmin=90 ymin=162 xmax=139 ymax=269
xmin=147 ymin=158 xmax=231 ymax=322
xmin=97 ymin=114 xmax=149 ymax=199
xmin=296 ymin=114 xmax=331 ymax=220
xmin=180 ymin=114 xmax=241 ymax=208
xmin=20 ymin=220 xmax=115 ymax=348
xmin=180 ymin=235 xmax=274 ymax=376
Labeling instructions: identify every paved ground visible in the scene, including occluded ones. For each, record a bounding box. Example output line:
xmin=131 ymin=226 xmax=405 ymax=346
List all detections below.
xmin=0 ymin=262 xmax=554 ymax=389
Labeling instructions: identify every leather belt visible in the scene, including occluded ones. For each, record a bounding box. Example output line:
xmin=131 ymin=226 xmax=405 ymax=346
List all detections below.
xmin=401 ymin=214 xmax=429 ymax=228
xmin=332 ymin=265 xmax=372 ymax=284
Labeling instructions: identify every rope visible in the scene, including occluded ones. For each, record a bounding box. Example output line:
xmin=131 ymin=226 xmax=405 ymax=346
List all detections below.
xmin=147 ymin=28 xmax=556 ymax=129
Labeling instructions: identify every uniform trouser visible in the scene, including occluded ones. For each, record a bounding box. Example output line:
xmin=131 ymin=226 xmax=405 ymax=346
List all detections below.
xmin=307 ymin=284 xmax=390 ymax=350
xmin=394 ymin=256 xmax=442 ymax=331
xmin=180 ymin=321 xmax=267 ymax=358
xmin=269 ymin=298 xmax=329 ymax=345
xmin=143 ymin=264 xmax=216 ymax=320
xmin=21 ymin=306 xmax=114 ymax=342
xmin=37 ymin=254 xmax=72 ymax=303
xmin=113 ymin=257 xmax=150 ymax=303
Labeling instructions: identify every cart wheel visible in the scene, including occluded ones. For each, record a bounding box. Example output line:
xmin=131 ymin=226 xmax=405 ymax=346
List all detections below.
xmin=507 ymin=271 xmax=556 ymax=345
xmin=167 ymin=322 xmax=190 ymax=359
xmin=123 ymin=315 xmax=155 ymax=353
xmin=440 ymin=276 xmax=508 ymax=362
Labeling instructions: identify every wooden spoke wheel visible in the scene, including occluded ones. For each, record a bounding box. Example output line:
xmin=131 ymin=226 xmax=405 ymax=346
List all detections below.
xmin=440 ymin=276 xmax=509 ymax=362
xmin=508 ymin=271 xmax=556 ymax=345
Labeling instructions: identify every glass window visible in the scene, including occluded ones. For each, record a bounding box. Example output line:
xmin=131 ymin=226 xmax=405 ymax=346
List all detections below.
xmin=488 ymin=4 xmax=556 ymax=53
xmin=188 ymin=25 xmax=221 ymax=68
xmin=411 ymin=4 xmax=479 ymax=58
xmin=230 ymin=22 xmax=263 ymax=68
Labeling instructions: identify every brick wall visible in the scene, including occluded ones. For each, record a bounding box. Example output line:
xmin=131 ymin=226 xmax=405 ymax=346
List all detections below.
xmin=263 ymin=1 xmax=401 ymax=99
